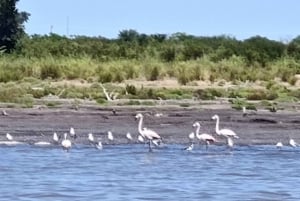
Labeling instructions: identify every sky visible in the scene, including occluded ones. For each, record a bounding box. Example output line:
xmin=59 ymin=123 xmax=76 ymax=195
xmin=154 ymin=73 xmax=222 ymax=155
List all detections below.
xmin=17 ymin=0 xmax=300 ymax=41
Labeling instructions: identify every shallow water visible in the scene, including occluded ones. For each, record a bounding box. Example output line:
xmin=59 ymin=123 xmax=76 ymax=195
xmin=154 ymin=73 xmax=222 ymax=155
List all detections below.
xmin=1 ymin=144 xmax=300 ymax=201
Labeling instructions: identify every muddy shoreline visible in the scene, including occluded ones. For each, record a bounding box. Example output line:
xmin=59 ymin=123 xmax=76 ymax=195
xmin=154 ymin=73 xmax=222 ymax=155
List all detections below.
xmin=1 ymin=104 xmax=300 ymax=146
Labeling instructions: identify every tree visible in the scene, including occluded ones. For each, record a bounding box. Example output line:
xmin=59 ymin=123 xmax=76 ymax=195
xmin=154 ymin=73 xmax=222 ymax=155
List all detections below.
xmin=0 ymin=0 xmax=30 ymax=52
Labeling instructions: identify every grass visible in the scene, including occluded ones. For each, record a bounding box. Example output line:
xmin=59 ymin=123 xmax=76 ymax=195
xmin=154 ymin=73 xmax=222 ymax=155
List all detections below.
xmin=1 ymin=54 xmax=300 ymax=107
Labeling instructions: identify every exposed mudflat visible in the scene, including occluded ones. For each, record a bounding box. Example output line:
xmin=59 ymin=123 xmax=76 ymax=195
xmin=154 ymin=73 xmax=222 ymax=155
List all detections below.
xmin=1 ymin=104 xmax=300 ymax=146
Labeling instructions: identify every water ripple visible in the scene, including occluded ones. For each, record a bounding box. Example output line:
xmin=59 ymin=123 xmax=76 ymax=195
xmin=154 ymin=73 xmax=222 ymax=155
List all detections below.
xmin=1 ymin=144 xmax=300 ymax=201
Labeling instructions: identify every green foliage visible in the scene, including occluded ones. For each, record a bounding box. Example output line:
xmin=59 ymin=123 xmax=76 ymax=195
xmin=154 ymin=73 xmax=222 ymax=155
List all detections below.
xmin=0 ymin=0 xmax=30 ymax=52
xmin=125 ymin=84 xmax=137 ymax=95
xmin=40 ymin=63 xmax=61 ymax=80
xmin=149 ymin=66 xmax=159 ymax=81
xmin=230 ymin=98 xmax=257 ymax=111
xmin=16 ymin=94 xmax=34 ymax=108
xmin=194 ymin=88 xmax=224 ymax=100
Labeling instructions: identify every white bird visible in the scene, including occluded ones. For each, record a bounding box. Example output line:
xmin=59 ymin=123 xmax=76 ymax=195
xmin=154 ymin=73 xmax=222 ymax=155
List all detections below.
xmin=154 ymin=113 xmax=163 ymax=117
xmin=69 ymin=127 xmax=77 ymax=139
xmin=184 ymin=143 xmax=194 ymax=151
xmin=53 ymin=132 xmax=59 ymax=143
xmin=193 ymin=122 xmax=216 ymax=150
xmin=242 ymin=106 xmax=247 ymax=117
xmin=107 ymin=131 xmax=114 ymax=141
xmin=135 ymin=113 xmax=162 ymax=151
xmin=276 ymin=141 xmax=283 ymax=149
xmin=126 ymin=132 xmax=133 ymax=141
xmin=212 ymin=114 xmax=239 ymax=139
xmin=188 ymin=132 xmax=195 ymax=142
xmin=2 ymin=109 xmax=8 ymax=116
xmin=61 ymin=133 xmax=72 ymax=151
xmin=88 ymin=133 xmax=95 ymax=143
xmin=138 ymin=135 xmax=145 ymax=143
xmin=6 ymin=133 xmax=13 ymax=141
xmin=0 ymin=141 xmax=24 ymax=145
xmin=95 ymin=141 xmax=103 ymax=150
xmin=227 ymin=136 xmax=234 ymax=150
xmin=34 ymin=141 xmax=51 ymax=146
xmin=289 ymin=138 xmax=297 ymax=147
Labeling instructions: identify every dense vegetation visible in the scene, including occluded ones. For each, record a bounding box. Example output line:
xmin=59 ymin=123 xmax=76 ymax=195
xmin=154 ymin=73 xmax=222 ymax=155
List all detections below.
xmin=1 ymin=0 xmax=300 ymax=109
xmin=0 ymin=32 xmax=299 ymax=85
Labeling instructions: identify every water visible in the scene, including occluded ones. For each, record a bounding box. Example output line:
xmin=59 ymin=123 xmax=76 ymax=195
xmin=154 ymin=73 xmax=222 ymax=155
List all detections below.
xmin=1 ymin=144 xmax=300 ymax=201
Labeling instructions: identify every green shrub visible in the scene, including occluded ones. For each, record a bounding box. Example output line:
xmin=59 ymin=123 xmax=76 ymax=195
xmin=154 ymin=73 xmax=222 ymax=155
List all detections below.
xmin=194 ymin=88 xmax=224 ymax=100
xmin=96 ymin=98 xmax=107 ymax=104
xmin=149 ymin=66 xmax=159 ymax=81
xmin=40 ymin=64 xmax=61 ymax=80
xmin=126 ymin=84 xmax=137 ymax=95
xmin=16 ymin=94 xmax=34 ymax=108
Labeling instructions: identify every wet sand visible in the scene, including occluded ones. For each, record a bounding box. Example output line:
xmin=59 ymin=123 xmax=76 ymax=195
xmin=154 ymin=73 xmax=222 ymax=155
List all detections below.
xmin=1 ymin=104 xmax=300 ymax=146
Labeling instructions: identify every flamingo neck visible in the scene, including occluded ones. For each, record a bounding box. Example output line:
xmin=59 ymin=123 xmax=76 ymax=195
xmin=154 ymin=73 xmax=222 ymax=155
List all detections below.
xmin=215 ymin=117 xmax=220 ymax=134
xmin=138 ymin=116 xmax=144 ymax=136
xmin=195 ymin=124 xmax=200 ymax=138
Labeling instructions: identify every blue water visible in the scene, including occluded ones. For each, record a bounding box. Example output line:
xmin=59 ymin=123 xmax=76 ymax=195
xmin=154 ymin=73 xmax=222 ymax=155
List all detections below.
xmin=1 ymin=144 xmax=300 ymax=201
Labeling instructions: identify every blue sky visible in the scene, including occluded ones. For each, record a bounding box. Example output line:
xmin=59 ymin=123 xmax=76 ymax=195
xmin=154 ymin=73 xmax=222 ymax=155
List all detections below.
xmin=18 ymin=0 xmax=300 ymax=41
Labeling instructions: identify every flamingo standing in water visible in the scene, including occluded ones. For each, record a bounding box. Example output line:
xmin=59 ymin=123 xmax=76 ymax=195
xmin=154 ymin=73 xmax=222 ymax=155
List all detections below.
xmin=107 ymin=131 xmax=114 ymax=141
xmin=88 ymin=133 xmax=95 ymax=143
xmin=188 ymin=131 xmax=195 ymax=143
xmin=126 ymin=132 xmax=133 ymax=141
xmin=61 ymin=133 xmax=72 ymax=151
xmin=69 ymin=127 xmax=77 ymax=139
xmin=193 ymin=122 xmax=216 ymax=150
xmin=212 ymin=115 xmax=239 ymax=139
xmin=95 ymin=141 xmax=103 ymax=150
xmin=276 ymin=141 xmax=283 ymax=149
xmin=53 ymin=132 xmax=59 ymax=144
xmin=135 ymin=113 xmax=162 ymax=151
xmin=289 ymin=138 xmax=297 ymax=148
xmin=6 ymin=133 xmax=13 ymax=141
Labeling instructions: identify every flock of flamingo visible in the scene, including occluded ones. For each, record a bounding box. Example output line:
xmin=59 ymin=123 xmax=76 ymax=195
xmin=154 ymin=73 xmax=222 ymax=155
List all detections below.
xmin=0 ymin=112 xmax=298 ymax=152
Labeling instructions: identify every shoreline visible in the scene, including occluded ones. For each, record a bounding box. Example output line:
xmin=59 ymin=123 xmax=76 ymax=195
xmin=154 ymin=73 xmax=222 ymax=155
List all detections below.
xmin=0 ymin=103 xmax=300 ymax=146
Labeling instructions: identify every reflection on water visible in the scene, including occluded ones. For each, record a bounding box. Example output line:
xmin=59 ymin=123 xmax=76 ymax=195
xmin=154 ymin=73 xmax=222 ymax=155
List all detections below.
xmin=1 ymin=144 xmax=300 ymax=201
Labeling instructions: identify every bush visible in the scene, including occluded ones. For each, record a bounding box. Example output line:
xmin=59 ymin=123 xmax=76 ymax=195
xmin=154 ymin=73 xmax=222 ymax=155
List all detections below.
xmin=40 ymin=64 xmax=61 ymax=80
xmin=125 ymin=84 xmax=137 ymax=95
xmin=194 ymin=88 xmax=224 ymax=100
xmin=149 ymin=66 xmax=159 ymax=81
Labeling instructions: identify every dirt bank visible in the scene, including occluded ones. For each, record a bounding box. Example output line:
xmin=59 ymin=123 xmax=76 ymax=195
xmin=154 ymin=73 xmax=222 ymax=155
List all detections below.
xmin=1 ymin=103 xmax=300 ymax=146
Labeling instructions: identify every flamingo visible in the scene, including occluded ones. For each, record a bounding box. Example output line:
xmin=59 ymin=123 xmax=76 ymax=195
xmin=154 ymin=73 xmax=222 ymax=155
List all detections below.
xmin=107 ymin=131 xmax=114 ymax=141
xmin=53 ymin=132 xmax=59 ymax=144
xmin=2 ymin=109 xmax=8 ymax=116
xmin=61 ymin=133 xmax=72 ymax=151
xmin=193 ymin=122 xmax=216 ymax=150
xmin=242 ymin=106 xmax=247 ymax=117
xmin=96 ymin=141 xmax=103 ymax=150
xmin=69 ymin=127 xmax=77 ymax=139
xmin=88 ymin=133 xmax=95 ymax=143
xmin=289 ymin=138 xmax=297 ymax=147
xmin=6 ymin=133 xmax=13 ymax=141
xmin=188 ymin=132 xmax=195 ymax=142
xmin=126 ymin=132 xmax=133 ymax=141
xmin=276 ymin=141 xmax=283 ymax=149
xmin=135 ymin=113 xmax=162 ymax=151
xmin=212 ymin=114 xmax=239 ymax=139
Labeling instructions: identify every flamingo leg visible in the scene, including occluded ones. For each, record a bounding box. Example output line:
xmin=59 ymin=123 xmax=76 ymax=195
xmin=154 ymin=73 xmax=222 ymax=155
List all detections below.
xmin=148 ymin=140 xmax=153 ymax=152
xmin=205 ymin=141 xmax=208 ymax=151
